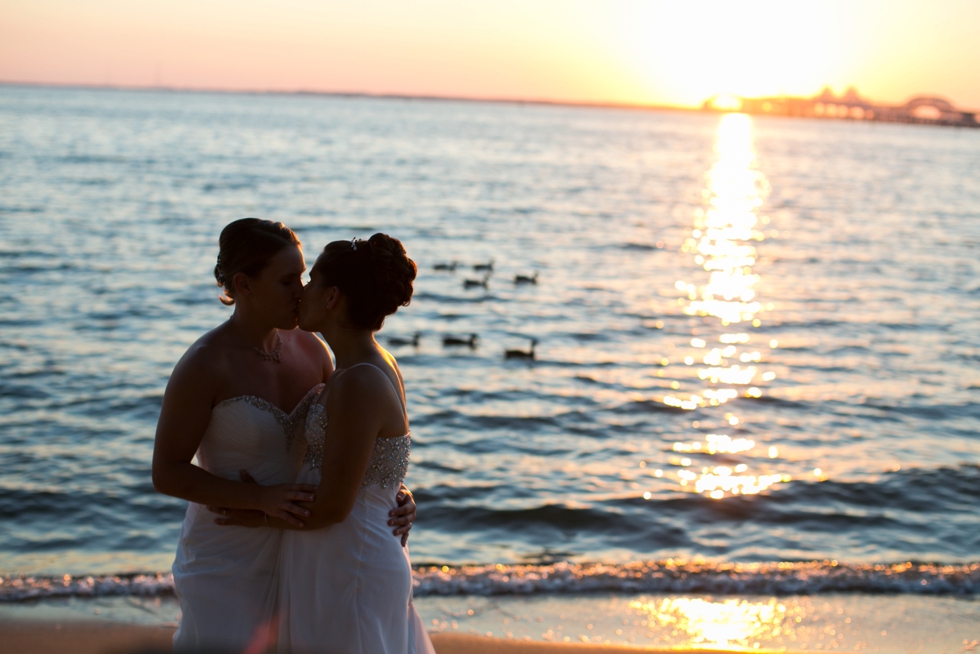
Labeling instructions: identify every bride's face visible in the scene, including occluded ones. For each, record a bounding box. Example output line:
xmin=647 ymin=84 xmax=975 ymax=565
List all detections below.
xmin=298 ymin=254 xmax=336 ymax=332
xmin=241 ymin=245 xmax=306 ymax=329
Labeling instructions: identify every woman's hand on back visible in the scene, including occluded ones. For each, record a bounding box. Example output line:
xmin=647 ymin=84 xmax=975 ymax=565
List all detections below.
xmin=389 ymin=484 xmax=416 ymax=546
xmin=236 ymin=469 xmax=317 ymax=527
xmin=251 ymin=482 xmax=316 ymax=527
xmin=210 ymin=471 xmax=317 ymax=528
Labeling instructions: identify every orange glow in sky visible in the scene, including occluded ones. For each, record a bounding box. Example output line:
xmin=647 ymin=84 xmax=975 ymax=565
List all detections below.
xmin=1 ymin=0 xmax=978 ymax=109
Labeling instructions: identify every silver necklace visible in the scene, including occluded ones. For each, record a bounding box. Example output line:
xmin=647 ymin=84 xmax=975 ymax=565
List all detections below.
xmin=252 ymin=332 xmax=283 ymax=363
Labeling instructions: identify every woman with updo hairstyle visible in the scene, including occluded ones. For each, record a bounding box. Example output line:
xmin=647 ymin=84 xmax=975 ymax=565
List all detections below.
xmin=152 ymin=220 xmax=417 ymax=652
xmin=223 ymin=233 xmax=435 ymax=652
xmin=311 ymin=233 xmax=418 ymax=330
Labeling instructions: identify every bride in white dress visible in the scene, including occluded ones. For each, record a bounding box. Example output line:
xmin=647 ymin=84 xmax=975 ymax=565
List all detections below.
xmin=152 ymin=220 xmax=417 ymax=652
xmin=269 ymin=234 xmax=434 ymax=653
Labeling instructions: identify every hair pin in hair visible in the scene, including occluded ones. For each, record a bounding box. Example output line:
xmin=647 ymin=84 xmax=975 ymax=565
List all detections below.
xmin=350 ymin=237 xmax=358 ymax=251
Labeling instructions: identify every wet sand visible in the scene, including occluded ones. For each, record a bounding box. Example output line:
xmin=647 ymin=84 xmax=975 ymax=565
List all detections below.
xmin=0 ymin=621 xmax=739 ymax=653
xmin=431 ymin=633 xmax=733 ymax=652
xmin=0 ymin=620 xmax=175 ymax=654
xmin=5 ymin=592 xmax=974 ymax=653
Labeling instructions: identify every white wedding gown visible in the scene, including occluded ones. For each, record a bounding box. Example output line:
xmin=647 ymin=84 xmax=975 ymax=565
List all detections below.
xmin=171 ymin=384 xmax=323 ymax=652
xmin=277 ymin=364 xmax=435 ymax=654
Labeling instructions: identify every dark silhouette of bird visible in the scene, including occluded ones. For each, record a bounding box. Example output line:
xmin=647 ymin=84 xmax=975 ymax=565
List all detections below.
xmin=388 ymin=331 xmax=421 ymax=347
xmin=463 ymin=273 xmax=490 ymax=289
xmin=514 ymin=272 xmax=538 ymax=285
xmin=443 ymin=333 xmax=478 ymax=348
xmin=505 ymin=338 xmax=538 ymax=360
xmin=433 ymin=261 xmax=458 ymax=271
xmin=473 ymin=260 xmax=494 ymax=272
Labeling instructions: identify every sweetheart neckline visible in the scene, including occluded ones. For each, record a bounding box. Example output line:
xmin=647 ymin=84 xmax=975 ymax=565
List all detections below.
xmin=213 ymin=383 xmax=325 ymax=418
xmin=304 ymin=403 xmax=410 ymax=440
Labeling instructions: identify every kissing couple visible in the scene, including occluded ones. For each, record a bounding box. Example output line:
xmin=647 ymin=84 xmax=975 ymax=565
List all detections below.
xmin=153 ymin=218 xmax=434 ymax=653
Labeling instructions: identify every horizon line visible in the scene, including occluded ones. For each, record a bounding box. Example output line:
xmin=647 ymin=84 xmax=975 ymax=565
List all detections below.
xmin=4 ymin=80 xmax=975 ymax=117
xmin=0 ymin=79 xmax=708 ymax=115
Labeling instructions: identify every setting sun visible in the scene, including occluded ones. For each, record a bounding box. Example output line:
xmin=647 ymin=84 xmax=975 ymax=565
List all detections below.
xmin=1 ymin=0 xmax=978 ymax=108
xmin=609 ymin=1 xmax=852 ymax=105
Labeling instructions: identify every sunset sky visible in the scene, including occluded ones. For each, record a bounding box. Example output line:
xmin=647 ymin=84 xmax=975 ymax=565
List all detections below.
xmin=2 ymin=0 xmax=978 ymax=109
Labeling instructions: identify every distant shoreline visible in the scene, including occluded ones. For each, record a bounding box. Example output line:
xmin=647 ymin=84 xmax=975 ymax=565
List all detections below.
xmin=6 ymin=80 xmax=979 ymax=129
xmin=7 ymin=80 xmax=980 ymax=124
xmin=0 ymin=79 xmax=701 ymax=115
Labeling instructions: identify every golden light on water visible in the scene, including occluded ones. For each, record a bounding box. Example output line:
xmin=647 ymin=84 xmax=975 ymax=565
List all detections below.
xmin=672 ymin=434 xmax=755 ymax=455
xmin=680 ymin=113 xmax=767 ymax=328
xmin=629 ymin=597 xmax=802 ymax=649
xmin=661 ymin=113 xmax=794 ymax=499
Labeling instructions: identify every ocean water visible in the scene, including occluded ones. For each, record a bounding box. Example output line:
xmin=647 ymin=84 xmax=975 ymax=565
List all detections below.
xmin=1 ymin=85 xmax=979 ymax=605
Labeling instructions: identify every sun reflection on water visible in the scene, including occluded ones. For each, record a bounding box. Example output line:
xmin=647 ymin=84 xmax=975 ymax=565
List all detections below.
xmin=660 ymin=113 xmax=790 ymax=498
xmin=629 ymin=597 xmax=802 ymax=649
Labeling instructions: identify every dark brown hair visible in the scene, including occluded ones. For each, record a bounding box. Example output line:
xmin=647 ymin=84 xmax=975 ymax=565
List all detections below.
xmin=214 ymin=218 xmax=301 ymax=305
xmin=314 ymin=233 xmax=417 ymax=330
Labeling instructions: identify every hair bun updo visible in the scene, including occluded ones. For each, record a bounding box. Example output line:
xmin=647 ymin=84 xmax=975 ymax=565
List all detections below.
xmin=316 ymin=233 xmax=417 ymax=330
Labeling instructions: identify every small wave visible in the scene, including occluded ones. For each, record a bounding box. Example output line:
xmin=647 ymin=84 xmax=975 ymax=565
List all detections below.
xmin=290 ymin=223 xmax=373 ymax=233
xmin=880 ymin=321 xmax=950 ymax=332
xmin=619 ymin=243 xmax=664 ymax=251
xmin=741 ymin=395 xmax=810 ymax=409
xmin=0 ymin=573 xmax=174 ymax=602
xmin=411 ymin=466 xmax=980 ymax=546
xmin=566 ymin=332 xmax=610 ymax=342
xmin=414 ymin=292 xmax=497 ymax=304
xmin=202 ymin=181 xmax=256 ymax=192
xmin=414 ymin=560 xmax=980 ymax=596
xmin=614 ymin=398 xmax=688 ymax=414
xmin=861 ymin=401 xmax=980 ymax=421
xmin=0 ymin=382 xmax=51 ymax=400
xmin=766 ymin=319 xmax=843 ymax=330
xmin=3 ymin=561 xmax=978 ymax=602
xmin=56 ymin=155 xmax=126 ymax=165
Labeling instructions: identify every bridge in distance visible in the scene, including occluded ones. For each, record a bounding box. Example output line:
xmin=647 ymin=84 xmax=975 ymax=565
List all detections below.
xmin=704 ymin=87 xmax=978 ymax=128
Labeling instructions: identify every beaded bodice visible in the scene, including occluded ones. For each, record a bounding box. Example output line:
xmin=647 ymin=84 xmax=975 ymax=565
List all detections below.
xmin=213 ymin=384 xmax=324 ymax=452
xmin=303 ymin=403 xmax=411 ymax=489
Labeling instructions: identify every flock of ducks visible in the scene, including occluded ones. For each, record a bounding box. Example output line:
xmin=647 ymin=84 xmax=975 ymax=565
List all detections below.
xmin=386 ymin=259 xmax=540 ymax=360
xmin=433 ymin=260 xmax=539 ymax=289
xmin=387 ymin=332 xmax=537 ymax=360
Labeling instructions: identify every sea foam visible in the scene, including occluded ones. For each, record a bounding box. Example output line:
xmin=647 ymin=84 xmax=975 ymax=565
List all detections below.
xmin=2 ymin=560 xmax=978 ymax=602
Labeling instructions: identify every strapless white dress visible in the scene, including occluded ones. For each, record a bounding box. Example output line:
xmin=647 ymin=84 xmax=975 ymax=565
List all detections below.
xmin=277 ymin=364 xmax=434 ymax=654
xmin=171 ymin=384 xmax=323 ymax=652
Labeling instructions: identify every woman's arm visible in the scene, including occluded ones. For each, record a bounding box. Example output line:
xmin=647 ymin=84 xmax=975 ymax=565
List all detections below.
xmin=151 ymin=347 xmax=315 ymax=526
xmin=213 ymin=477 xmax=417 ymax=544
xmin=212 ymin=365 xmax=416 ymax=537
xmin=267 ymin=369 xmax=385 ymax=530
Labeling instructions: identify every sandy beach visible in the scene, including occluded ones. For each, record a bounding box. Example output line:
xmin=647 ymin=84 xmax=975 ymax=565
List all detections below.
xmin=0 ymin=620 xmax=175 ymax=654
xmin=0 ymin=621 xmax=744 ymax=654
xmin=6 ymin=591 xmax=978 ymax=653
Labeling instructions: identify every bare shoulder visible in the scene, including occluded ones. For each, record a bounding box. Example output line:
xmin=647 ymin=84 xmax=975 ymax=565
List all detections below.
xmin=379 ymin=348 xmax=404 ymax=384
xmin=285 ymin=329 xmax=331 ymax=362
xmin=326 ymin=365 xmax=389 ymax=409
xmin=168 ymin=325 xmax=235 ymax=390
